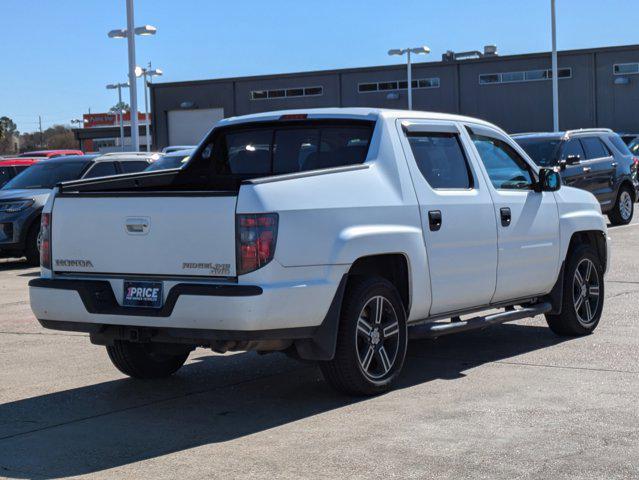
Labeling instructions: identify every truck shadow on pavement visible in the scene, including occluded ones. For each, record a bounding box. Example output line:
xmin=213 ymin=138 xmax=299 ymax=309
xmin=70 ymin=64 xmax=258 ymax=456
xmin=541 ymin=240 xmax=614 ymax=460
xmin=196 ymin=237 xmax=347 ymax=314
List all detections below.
xmin=0 ymin=322 xmax=568 ymax=479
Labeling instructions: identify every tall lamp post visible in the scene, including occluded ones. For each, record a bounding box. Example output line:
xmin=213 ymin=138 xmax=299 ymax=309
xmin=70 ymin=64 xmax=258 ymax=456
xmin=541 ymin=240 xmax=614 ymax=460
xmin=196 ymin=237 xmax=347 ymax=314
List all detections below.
xmin=108 ymin=0 xmax=157 ymax=152
xmin=388 ymin=46 xmax=431 ymax=110
xmin=107 ymin=82 xmax=129 ymax=151
xmin=550 ymin=0 xmax=559 ymax=132
xmin=135 ymin=63 xmax=163 ymax=151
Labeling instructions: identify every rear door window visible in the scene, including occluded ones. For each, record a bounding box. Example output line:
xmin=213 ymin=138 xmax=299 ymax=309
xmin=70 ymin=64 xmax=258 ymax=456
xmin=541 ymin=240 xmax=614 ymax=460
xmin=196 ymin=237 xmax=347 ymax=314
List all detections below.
xmin=197 ymin=121 xmax=374 ymax=178
xmin=406 ymin=133 xmax=473 ymax=189
xmin=580 ymin=137 xmax=610 ymax=159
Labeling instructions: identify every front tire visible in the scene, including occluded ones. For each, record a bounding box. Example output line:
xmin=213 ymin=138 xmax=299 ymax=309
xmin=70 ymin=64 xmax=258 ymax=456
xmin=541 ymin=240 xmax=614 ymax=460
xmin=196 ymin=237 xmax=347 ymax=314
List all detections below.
xmin=545 ymin=244 xmax=604 ymax=336
xmin=608 ymin=186 xmax=634 ymax=226
xmin=319 ymin=277 xmax=407 ymax=396
xmin=106 ymin=341 xmax=189 ymax=379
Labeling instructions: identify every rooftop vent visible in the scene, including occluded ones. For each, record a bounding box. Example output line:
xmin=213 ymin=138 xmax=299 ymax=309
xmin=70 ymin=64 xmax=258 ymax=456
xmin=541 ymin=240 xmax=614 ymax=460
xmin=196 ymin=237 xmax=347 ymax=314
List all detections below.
xmin=442 ymin=45 xmax=498 ymax=62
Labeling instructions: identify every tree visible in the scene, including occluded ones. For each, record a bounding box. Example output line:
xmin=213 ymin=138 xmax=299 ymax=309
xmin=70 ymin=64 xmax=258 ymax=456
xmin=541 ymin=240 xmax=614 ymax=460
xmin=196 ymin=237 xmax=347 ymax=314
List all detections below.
xmin=19 ymin=124 xmax=76 ymax=151
xmin=0 ymin=116 xmax=19 ymax=154
xmin=110 ymin=102 xmax=130 ymax=114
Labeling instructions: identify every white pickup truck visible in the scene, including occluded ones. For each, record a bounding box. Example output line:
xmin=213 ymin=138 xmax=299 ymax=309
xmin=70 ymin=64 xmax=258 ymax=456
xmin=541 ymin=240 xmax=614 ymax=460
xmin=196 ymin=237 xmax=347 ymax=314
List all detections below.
xmin=29 ymin=108 xmax=609 ymax=395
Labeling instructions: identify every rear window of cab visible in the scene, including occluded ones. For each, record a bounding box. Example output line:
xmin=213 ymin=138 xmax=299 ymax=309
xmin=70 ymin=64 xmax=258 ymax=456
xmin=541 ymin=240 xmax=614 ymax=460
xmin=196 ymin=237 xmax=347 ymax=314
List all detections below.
xmin=192 ymin=120 xmax=375 ymax=178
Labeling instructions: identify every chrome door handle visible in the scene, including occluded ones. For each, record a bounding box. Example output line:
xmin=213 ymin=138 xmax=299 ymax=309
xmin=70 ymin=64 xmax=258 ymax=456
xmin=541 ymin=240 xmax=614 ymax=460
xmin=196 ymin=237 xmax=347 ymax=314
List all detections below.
xmin=611 ymin=162 xmax=618 ymax=167
xmin=583 ymin=166 xmax=591 ymax=173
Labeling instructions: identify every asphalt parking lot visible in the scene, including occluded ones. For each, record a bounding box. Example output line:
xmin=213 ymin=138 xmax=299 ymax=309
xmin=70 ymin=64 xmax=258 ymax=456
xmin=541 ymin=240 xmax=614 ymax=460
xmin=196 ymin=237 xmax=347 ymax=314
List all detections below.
xmin=0 ymin=220 xmax=637 ymax=479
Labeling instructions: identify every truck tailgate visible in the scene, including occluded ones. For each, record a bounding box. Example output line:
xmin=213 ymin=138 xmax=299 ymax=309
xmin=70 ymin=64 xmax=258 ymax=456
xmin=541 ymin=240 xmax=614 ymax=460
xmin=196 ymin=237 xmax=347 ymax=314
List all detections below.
xmin=51 ymin=195 xmax=237 ymax=277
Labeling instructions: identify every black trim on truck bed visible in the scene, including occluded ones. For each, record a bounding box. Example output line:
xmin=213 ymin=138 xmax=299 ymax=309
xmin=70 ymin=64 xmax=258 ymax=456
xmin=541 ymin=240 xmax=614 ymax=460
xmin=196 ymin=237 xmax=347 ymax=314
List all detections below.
xmin=29 ymin=278 xmax=262 ymax=318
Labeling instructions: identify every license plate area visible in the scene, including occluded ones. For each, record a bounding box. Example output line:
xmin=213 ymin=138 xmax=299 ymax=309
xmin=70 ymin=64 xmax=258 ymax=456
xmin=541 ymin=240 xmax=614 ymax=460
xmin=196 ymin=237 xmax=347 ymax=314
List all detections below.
xmin=123 ymin=280 xmax=163 ymax=308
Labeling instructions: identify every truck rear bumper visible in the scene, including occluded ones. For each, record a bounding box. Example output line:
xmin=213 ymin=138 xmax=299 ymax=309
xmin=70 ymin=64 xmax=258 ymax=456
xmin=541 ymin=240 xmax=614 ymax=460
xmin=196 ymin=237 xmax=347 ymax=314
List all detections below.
xmin=29 ymin=267 xmax=345 ymax=332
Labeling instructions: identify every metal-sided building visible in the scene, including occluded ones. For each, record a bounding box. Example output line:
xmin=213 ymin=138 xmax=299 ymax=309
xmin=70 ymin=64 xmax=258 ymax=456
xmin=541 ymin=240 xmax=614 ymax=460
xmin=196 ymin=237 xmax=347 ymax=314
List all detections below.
xmin=149 ymin=44 xmax=639 ymax=149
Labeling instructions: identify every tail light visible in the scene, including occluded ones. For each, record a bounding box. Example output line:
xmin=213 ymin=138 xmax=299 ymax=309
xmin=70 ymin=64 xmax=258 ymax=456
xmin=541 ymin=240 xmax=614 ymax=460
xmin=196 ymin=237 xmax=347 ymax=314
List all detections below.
xmin=236 ymin=213 xmax=278 ymax=275
xmin=40 ymin=212 xmax=52 ymax=270
xmin=632 ymin=157 xmax=639 ymax=175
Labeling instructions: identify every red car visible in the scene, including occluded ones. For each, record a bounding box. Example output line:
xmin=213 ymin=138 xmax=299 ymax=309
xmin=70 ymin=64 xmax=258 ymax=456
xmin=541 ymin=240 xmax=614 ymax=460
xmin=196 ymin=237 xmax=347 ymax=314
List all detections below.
xmin=18 ymin=149 xmax=83 ymax=158
xmin=0 ymin=158 xmax=39 ymax=187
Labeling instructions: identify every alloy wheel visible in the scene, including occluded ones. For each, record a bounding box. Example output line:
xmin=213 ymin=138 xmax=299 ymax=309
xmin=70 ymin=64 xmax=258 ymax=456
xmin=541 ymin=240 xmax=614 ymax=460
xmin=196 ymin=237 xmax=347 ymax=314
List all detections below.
xmin=572 ymin=258 xmax=600 ymax=326
xmin=355 ymin=295 xmax=400 ymax=381
xmin=619 ymin=191 xmax=632 ymax=221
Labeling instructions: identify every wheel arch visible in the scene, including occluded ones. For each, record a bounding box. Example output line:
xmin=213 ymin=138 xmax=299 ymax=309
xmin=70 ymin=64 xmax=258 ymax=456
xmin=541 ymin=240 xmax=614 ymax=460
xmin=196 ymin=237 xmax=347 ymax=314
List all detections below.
xmin=546 ymin=229 xmax=607 ymax=315
xmin=618 ymin=178 xmax=636 ymax=202
xmin=294 ymin=252 xmax=413 ymax=362
xmin=347 ymin=253 xmax=411 ymax=316
xmin=568 ymin=230 xmax=607 ymax=271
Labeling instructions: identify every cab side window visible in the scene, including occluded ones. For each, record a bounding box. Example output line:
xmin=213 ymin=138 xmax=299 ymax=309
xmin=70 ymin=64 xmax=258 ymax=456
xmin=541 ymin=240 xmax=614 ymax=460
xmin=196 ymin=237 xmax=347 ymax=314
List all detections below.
xmin=406 ymin=132 xmax=473 ymax=189
xmin=469 ymin=131 xmax=533 ymax=190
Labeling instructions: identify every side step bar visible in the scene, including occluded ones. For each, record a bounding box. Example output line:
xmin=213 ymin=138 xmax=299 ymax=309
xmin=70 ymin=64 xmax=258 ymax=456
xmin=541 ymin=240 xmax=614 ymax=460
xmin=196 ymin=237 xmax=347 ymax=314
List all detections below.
xmin=408 ymin=302 xmax=552 ymax=339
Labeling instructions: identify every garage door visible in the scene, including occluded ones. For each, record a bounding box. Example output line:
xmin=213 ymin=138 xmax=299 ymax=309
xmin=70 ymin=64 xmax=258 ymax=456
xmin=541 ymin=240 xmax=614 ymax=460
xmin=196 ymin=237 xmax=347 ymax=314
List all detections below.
xmin=167 ymin=108 xmax=225 ymax=146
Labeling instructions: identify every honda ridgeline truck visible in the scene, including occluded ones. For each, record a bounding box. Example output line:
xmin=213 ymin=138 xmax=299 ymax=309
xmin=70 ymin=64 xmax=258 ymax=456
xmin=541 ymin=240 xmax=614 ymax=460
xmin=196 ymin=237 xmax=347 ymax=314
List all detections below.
xmin=29 ymin=109 xmax=609 ymax=395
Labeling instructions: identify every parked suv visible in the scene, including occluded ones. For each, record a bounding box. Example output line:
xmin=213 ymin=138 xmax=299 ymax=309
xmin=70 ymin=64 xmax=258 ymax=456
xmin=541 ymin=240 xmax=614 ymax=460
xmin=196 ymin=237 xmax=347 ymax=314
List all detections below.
xmin=513 ymin=129 xmax=638 ymax=225
xmin=30 ymin=109 xmax=609 ymax=396
xmin=0 ymin=153 xmax=155 ymax=264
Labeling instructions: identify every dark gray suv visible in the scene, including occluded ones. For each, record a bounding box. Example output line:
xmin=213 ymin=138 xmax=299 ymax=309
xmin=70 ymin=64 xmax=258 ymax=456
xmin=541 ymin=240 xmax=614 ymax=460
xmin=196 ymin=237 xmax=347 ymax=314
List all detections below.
xmin=513 ymin=128 xmax=639 ymax=225
xmin=0 ymin=153 xmax=157 ymax=264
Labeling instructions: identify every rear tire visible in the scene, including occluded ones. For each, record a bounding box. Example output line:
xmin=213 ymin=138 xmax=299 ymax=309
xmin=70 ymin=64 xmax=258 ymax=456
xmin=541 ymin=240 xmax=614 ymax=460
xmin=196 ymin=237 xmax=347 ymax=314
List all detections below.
xmin=24 ymin=222 xmax=40 ymax=266
xmin=106 ymin=341 xmax=189 ymax=379
xmin=608 ymin=186 xmax=633 ymax=226
xmin=319 ymin=276 xmax=407 ymax=396
xmin=545 ymin=244 xmax=604 ymax=336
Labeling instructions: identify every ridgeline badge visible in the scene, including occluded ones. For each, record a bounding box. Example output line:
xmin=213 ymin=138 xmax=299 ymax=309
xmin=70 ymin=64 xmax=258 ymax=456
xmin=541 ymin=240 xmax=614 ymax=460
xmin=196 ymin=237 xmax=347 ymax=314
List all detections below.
xmin=182 ymin=262 xmax=231 ymax=275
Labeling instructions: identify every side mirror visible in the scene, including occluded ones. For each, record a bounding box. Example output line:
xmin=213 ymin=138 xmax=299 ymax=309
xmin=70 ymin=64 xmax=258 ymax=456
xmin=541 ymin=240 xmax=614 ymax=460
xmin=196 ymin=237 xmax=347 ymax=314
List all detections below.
xmin=539 ymin=168 xmax=561 ymax=192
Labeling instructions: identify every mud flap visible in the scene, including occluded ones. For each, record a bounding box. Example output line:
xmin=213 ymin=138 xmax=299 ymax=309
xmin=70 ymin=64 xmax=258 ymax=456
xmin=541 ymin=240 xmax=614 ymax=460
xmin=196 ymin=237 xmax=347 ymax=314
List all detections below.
xmin=294 ymin=275 xmax=348 ymax=361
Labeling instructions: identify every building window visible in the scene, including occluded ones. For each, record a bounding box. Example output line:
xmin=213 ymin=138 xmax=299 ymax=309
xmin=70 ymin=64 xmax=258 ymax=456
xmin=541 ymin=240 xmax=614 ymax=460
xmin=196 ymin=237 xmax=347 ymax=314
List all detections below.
xmin=250 ymin=86 xmax=324 ymax=100
xmin=357 ymin=77 xmax=440 ymax=93
xmin=479 ymin=68 xmax=572 ymax=85
xmin=304 ymin=86 xmax=323 ymax=96
xmin=613 ymin=63 xmax=639 ymax=75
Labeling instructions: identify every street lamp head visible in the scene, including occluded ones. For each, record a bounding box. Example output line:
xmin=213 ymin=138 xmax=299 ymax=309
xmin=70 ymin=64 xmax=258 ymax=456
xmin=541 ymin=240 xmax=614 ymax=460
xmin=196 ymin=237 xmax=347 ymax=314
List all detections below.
xmin=106 ymin=82 xmax=129 ymax=89
xmin=134 ymin=66 xmax=144 ymax=78
xmin=134 ymin=25 xmax=157 ymax=36
xmin=108 ymin=29 xmax=127 ymax=39
xmin=410 ymin=46 xmax=431 ymax=55
xmin=149 ymin=68 xmax=163 ymax=77
xmin=388 ymin=48 xmax=405 ymax=56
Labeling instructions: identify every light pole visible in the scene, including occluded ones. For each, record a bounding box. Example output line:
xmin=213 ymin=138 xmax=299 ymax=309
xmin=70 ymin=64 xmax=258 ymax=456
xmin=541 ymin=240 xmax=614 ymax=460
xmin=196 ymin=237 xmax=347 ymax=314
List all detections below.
xmin=550 ymin=0 xmax=559 ymax=132
xmin=108 ymin=1 xmax=157 ymax=152
xmin=388 ymin=46 xmax=431 ymax=110
xmin=135 ymin=63 xmax=163 ymax=151
xmin=107 ymin=82 xmax=129 ymax=151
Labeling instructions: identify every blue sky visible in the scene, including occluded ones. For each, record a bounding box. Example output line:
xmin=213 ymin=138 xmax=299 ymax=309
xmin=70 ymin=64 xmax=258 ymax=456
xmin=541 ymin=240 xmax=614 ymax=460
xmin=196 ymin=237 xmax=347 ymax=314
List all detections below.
xmin=1 ymin=0 xmax=637 ymax=133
